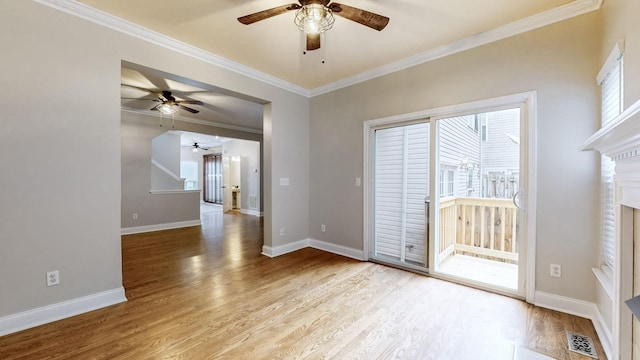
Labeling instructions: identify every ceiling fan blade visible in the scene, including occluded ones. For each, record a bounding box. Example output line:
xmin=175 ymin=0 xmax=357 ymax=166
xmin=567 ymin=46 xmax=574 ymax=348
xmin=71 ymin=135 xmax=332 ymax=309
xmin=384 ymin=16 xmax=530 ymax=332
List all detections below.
xmin=306 ymin=33 xmax=321 ymax=51
xmin=161 ymin=90 xmax=176 ymax=102
xmin=121 ymin=97 xmax=160 ymax=101
xmin=177 ymin=100 xmax=204 ymax=106
xmin=330 ymin=3 xmax=389 ymax=31
xmin=179 ymin=105 xmax=200 ymax=114
xmin=238 ymin=4 xmax=300 ymax=25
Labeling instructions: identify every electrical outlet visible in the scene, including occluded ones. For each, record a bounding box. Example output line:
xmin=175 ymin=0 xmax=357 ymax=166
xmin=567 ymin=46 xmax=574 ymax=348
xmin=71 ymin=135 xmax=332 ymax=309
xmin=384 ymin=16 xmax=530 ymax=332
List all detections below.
xmin=132 ymin=213 xmax=138 ymax=220
xmin=321 ymin=224 xmax=326 ymax=232
xmin=46 ymin=270 xmax=60 ymax=287
xmin=280 ymin=228 xmax=285 ymax=237
xmin=550 ymin=264 xmax=562 ymax=278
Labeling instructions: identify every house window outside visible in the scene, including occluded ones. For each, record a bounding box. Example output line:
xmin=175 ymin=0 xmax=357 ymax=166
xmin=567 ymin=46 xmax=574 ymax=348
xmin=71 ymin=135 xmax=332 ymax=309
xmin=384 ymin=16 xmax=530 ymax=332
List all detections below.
xmin=598 ymin=46 xmax=624 ymax=275
xmin=439 ymin=166 xmax=456 ymax=197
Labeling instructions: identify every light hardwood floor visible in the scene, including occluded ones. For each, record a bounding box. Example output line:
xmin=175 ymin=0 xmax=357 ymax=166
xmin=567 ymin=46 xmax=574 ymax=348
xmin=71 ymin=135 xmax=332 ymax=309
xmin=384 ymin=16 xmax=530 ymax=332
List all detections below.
xmin=0 ymin=209 xmax=604 ymax=359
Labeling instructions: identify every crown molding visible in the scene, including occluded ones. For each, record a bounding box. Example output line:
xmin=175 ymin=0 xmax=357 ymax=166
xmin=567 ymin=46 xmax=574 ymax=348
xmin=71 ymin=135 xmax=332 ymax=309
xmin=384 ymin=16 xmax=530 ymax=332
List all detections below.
xmin=121 ymin=108 xmax=263 ymax=134
xmin=33 ymin=0 xmax=311 ymax=98
xmin=310 ymin=0 xmax=603 ymax=96
xmin=34 ymin=0 xmax=602 ymax=99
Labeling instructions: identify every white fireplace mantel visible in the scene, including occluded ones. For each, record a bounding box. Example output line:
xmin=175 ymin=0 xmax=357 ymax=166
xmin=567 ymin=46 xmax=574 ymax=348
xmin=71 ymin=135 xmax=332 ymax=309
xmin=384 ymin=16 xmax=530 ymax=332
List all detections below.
xmin=582 ymin=99 xmax=640 ymax=161
xmin=583 ymin=99 xmax=640 ymax=360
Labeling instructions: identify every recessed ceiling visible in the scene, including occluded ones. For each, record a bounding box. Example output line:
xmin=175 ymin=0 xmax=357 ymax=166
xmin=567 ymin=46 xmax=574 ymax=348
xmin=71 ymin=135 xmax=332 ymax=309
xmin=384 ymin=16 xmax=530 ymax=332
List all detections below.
xmin=79 ymin=0 xmax=577 ymax=90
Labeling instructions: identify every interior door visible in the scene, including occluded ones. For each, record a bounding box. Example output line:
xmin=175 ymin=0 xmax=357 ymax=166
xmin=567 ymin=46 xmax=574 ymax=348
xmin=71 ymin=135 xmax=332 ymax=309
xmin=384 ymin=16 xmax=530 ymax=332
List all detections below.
xmin=222 ymin=156 xmax=232 ymax=212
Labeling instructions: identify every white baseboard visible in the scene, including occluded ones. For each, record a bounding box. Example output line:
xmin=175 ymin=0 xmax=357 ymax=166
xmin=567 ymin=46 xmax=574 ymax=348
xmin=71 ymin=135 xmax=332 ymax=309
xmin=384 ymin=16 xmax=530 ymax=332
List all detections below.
xmin=592 ymin=305 xmax=613 ymax=360
xmin=240 ymin=209 xmax=263 ymax=217
xmin=309 ymin=239 xmax=365 ymax=260
xmin=0 ymin=287 xmax=127 ymax=337
xmin=534 ymin=291 xmax=611 ymax=359
xmin=262 ymin=238 xmax=364 ymax=261
xmin=121 ymin=219 xmax=201 ymax=235
xmin=262 ymin=239 xmax=309 ymax=257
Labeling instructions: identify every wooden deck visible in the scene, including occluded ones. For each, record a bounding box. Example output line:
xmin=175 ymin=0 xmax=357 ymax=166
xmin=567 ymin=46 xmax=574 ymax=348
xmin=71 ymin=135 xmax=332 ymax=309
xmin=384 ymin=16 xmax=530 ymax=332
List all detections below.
xmin=0 ymin=207 xmax=604 ymax=359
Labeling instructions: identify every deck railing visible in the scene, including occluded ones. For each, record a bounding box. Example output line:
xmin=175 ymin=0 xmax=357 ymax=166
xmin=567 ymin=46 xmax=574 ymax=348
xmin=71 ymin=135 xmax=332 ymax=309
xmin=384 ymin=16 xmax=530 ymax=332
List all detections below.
xmin=438 ymin=196 xmax=518 ymax=264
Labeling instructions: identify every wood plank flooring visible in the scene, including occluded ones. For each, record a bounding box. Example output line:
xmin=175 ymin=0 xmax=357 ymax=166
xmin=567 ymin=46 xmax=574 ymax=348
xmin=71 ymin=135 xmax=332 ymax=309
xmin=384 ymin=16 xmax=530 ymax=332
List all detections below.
xmin=0 ymin=208 xmax=604 ymax=359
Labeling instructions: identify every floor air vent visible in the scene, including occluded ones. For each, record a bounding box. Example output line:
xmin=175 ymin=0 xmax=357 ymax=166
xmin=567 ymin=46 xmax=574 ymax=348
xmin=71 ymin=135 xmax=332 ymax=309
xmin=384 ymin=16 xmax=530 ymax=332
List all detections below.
xmin=566 ymin=331 xmax=598 ymax=358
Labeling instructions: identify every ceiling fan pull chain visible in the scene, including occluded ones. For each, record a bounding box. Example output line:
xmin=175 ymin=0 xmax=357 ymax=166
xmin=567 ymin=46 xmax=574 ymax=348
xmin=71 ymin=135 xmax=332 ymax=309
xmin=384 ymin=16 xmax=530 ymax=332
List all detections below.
xmin=321 ymin=32 xmax=326 ymax=64
xmin=159 ymin=112 xmax=163 ymax=127
xmin=172 ymin=114 xmax=175 ymax=128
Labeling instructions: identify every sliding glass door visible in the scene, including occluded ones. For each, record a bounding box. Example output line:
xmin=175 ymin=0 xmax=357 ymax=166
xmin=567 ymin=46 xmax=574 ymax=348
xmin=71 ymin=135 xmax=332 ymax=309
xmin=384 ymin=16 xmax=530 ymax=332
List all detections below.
xmin=367 ymin=94 xmax=534 ymax=299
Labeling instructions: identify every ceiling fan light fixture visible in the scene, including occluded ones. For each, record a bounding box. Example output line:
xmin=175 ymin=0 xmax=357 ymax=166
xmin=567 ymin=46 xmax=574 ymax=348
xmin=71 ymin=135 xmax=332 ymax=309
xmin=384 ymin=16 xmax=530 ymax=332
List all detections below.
xmin=159 ymin=103 xmax=177 ymax=115
xmin=294 ymin=4 xmax=334 ymax=34
xmin=192 ymin=147 xmax=199 ymax=153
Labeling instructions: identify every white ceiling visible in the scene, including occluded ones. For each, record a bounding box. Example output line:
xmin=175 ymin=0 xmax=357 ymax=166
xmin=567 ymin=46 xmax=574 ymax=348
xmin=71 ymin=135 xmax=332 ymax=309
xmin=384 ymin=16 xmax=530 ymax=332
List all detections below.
xmin=80 ymin=0 xmax=580 ymax=90
xmin=79 ymin=0 xmax=597 ymax=132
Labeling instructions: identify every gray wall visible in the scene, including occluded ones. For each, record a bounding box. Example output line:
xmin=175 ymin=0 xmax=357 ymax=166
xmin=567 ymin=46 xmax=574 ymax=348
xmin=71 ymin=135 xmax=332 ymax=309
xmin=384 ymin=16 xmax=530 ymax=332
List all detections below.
xmin=0 ymin=0 xmax=309 ymax=318
xmin=309 ymin=12 xmax=601 ymax=302
xmin=122 ymin=112 xmax=200 ymax=229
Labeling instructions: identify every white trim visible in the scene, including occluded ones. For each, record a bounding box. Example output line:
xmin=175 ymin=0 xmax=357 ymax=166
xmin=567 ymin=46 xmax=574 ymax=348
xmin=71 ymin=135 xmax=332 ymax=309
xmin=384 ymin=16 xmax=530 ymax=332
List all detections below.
xmin=149 ymin=189 xmax=200 ymax=195
xmin=593 ymin=306 xmax=614 ymax=360
xmin=593 ymin=267 xmax=614 ymax=300
xmin=0 ymin=287 xmax=126 ymax=337
xmin=151 ymin=159 xmax=182 ymax=182
xmin=534 ymin=291 xmax=611 ymax=360
xmin=523 ymin=93 xmax=538 ymax=305
xmin=261 ymin=239 xmax=308 ymax=258
xmin=35 ymin=0 xmax=601 ymax=98
xmin=240 ymin=209 xmax=263 ymax=217
xmin=581 ymin=98 xmax=640 ymax=158
xmin=121 ymin=219 xmax=201 ymax=235
xmin=310 ymin=0 xmax=603 ymax=96
xmin=309 ymin=239 xmax=365 ymax=261
xmin=121 ymin=109 xmax=264 ymax=134
xmin=596 ymin=40 xmax=625 ymax=85
xmin=261 ymin=238 xmax=364 ymax=260
xmin=33 ymin=0 xmax=309 ymax=97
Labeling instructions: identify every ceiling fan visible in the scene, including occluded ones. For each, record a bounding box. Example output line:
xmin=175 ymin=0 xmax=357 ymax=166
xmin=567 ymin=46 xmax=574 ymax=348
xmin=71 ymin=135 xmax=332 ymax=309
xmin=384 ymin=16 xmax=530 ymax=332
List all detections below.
xmin=122 ymin=89 xmax=204 ymax=115
xmin=150 ymin=90 xmax=204 ymax=115
xmin=237 ymin=0 xmax=389 ymax=51
xmin=191 ymin=142 xmax=210 ymax=152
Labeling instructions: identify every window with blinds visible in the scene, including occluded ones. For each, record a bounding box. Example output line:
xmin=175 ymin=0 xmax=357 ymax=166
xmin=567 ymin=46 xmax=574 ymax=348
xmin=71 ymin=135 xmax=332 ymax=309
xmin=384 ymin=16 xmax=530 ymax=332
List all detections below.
xmin=599 ymin=51 xmax=623 ymax=273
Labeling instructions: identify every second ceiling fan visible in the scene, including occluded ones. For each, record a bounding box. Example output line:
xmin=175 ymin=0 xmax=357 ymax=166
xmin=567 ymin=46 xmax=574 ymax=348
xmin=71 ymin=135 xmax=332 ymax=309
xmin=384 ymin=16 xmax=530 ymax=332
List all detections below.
xmin=238 ymin=0 xmax=389 ymax=51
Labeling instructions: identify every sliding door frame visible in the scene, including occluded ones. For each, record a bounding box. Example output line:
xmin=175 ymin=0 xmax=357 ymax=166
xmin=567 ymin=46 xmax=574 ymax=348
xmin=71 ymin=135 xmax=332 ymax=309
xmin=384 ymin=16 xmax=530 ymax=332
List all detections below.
xmin=363 ymin=91 xmax=537 ymax=303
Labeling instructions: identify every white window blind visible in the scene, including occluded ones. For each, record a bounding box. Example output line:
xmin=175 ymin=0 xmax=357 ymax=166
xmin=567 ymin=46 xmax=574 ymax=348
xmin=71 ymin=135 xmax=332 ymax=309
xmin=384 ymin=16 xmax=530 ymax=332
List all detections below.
xmin=599 ymin=53 xmax=623 ymax=272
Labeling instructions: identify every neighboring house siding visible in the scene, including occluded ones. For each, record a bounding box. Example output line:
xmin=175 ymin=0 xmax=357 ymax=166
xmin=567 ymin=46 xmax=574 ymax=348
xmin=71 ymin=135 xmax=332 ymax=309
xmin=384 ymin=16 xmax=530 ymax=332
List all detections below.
xmin=439 ymin=115 xmax=481 ymax=197
xmin=481 ymin=108 xmax=520 ymax=198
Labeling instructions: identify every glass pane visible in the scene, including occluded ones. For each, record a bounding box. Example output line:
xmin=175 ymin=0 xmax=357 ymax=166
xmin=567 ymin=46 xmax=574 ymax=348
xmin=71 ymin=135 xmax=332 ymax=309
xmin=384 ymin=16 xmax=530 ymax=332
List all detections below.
xmin=435 ymin=109 xmax=520 ymax=290
xmin=373 ymin=122 xmax=430 ymax=268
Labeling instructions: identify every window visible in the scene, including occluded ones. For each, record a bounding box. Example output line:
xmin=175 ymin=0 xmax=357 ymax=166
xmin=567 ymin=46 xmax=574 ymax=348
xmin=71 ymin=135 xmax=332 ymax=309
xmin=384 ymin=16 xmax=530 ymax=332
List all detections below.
xmin=598 ymin=45 xmax=624 ymax=274
xmin=439 ymin=166 xmax=456 ymax=197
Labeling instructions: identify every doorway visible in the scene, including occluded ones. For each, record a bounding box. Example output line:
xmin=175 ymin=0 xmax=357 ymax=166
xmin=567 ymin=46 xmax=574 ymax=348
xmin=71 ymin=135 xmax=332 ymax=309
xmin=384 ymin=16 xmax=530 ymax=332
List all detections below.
xmin=203 ymin=153 xmax=223 ymax=204
xmin=365 ymin=93 xmax=536 ymax=299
